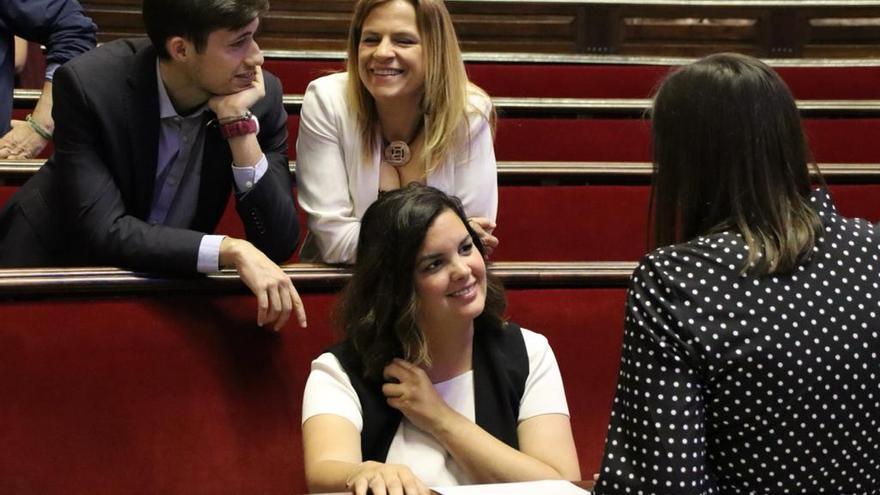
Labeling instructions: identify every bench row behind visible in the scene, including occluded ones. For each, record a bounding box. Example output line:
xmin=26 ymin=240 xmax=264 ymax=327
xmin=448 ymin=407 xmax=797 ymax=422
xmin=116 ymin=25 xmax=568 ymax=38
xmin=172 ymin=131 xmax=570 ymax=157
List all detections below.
xmin=0 ymin=263 xmax=629 ymax=494
xmin=12 ymin=103 xmax=880 ymax=164
xmin=2 ymin=177 xmax=878 ymax=262
xmin=260 ymin=58 xmax=880 ymax=100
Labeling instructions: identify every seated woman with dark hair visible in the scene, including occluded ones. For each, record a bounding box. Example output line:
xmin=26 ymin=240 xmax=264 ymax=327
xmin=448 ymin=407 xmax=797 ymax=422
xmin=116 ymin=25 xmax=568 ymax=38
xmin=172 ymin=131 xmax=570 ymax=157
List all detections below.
xmin=594 ymin=53 xmax=880 ymax=494
xmin=301 ymin=184 xmax=580 ymax=494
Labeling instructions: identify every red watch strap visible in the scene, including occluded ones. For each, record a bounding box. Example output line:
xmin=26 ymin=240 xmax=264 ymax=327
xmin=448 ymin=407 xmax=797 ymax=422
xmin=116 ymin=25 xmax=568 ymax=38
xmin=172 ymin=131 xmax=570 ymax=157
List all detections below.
xmin=219 ymin=116 xmax=259 ymax=139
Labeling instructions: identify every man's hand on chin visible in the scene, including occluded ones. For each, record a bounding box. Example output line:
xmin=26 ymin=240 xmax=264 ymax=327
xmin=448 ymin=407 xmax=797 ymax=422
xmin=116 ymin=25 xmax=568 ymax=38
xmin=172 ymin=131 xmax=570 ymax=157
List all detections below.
xmin=219 ymin=236 xmax=307 ymax=331
xmin=209 ymin=65 xmax=266 ymax=118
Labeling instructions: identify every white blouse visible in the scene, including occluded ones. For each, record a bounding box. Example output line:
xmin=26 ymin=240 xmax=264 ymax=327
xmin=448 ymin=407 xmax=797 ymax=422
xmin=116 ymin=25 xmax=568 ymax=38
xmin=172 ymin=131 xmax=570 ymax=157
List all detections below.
xmin=295 ymin=72 xmax=498 ymax=264
xmin=302 ymin=327 xmax=570 ymax=487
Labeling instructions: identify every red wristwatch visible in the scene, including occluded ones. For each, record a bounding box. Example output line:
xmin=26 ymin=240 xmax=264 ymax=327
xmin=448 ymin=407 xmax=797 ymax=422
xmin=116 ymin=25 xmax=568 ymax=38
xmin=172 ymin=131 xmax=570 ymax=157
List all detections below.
xmin=219 ymin=113 xmax=260 ymax=139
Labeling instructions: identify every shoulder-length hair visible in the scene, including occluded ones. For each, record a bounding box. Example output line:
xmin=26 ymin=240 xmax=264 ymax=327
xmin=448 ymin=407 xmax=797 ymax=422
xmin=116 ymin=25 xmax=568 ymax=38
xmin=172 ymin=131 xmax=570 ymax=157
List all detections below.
xmin=336 ymin=184 xmax=506 ymax=379
xmin=344 ymin=0 xmax=495 ymax=173
xmin=650 ymin=52 xmax=823 ymax=275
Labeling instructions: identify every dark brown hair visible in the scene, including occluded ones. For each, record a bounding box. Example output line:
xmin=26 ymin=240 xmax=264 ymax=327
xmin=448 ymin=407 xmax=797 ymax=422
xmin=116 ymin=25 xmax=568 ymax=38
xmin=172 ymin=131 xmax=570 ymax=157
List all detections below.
xmin=336 ymin=184 xmax=506 ymax=379
xmin=142 ymin=0 xmax=268 ymax=59
xmin=651 ymin=53 xmax=823 ymax=275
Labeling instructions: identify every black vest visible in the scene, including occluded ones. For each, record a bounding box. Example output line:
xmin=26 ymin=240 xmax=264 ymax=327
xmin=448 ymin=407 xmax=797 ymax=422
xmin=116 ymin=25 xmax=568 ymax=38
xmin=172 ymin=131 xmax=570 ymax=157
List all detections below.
xmin=328 ymin=321 xmax=529 ymax=462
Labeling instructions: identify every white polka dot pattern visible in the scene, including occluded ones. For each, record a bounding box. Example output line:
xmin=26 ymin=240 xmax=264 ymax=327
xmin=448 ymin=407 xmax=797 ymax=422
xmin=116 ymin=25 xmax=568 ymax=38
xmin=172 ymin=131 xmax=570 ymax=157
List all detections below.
xmin=594 ymin=189 xmax=880 ymax=494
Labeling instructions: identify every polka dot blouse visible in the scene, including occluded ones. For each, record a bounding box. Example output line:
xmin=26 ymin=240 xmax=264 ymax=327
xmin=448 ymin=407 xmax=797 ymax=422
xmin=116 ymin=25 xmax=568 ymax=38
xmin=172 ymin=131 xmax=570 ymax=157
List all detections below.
xmin=595 ymin=189 xmax=880 ymax=494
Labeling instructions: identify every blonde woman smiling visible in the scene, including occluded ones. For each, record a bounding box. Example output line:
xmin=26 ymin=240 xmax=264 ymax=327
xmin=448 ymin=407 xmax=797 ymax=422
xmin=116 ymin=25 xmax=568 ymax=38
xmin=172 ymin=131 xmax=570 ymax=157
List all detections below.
xmin=295 ymin=0 xmax=497 ymax=264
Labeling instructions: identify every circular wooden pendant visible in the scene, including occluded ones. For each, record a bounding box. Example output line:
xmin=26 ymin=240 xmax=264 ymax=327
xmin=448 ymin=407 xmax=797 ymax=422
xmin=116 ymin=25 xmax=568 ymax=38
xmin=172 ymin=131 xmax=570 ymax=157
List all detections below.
xmin=383 ymin=140 xmax=411 ymax=167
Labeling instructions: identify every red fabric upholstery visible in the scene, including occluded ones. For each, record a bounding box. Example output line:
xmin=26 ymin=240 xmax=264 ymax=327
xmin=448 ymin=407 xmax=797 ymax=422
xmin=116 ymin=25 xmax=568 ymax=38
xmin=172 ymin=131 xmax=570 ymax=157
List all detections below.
xmin=494 ymin=185 xmax=651 ymax=261
xmin=467 ymin=64 xmax=671 ymax=98
xmin=261 ymin=58 xmax=880 ymax=99
xmin=0 ymin=286 xmax=626 ymax=493
xmin=804 ymin=119 xmax=880 ymax=163
xmin=12 ymin=114 xmax=879 ymax=164
xmin=495 ymin=118 xmax=653 ymax=162
xmin=827 ymin=184 xmax=880 ymax=223
xmin=468 ymin=64 xmax=880 ymax=99
xmin=495 ymin=117 xmax=880 ymax=163
xmin=491 ymin=184 xmax=880 ymax=261
xmin=262 ymin=60 xmax=345 ymax=94
xmin=505 ymin=288 xmax=626 ymax=477
xmin=5 ymin=184 xmax=880 ymax=263
xmin=775 ymin=66 xmax=880 ymax=99
xmin=0 ymin=293 xmax=336 ymax=494
xmin=0 ymin=186 xmax=15 ymax=208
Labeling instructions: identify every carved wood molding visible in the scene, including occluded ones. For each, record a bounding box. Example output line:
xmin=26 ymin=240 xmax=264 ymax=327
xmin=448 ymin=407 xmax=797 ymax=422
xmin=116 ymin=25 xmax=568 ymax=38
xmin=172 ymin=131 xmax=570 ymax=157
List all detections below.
xmin=80 ymin=0 xmax=880 ymax=57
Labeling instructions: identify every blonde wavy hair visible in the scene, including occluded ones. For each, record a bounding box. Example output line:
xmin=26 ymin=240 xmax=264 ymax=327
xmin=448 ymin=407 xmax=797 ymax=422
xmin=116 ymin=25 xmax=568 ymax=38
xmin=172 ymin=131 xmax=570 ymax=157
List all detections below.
xmin=345 ymin=0 xmax=495 ymax=172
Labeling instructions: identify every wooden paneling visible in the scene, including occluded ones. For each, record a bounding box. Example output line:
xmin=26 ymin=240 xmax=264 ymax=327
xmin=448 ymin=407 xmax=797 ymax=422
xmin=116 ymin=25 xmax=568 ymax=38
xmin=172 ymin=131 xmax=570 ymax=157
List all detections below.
xmin=80 ymin=1 xmax=880 ymax=58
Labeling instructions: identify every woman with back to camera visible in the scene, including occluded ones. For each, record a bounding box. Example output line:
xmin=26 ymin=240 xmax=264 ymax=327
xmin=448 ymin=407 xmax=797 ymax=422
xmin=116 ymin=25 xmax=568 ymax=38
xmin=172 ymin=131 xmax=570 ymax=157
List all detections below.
xmin=295 ymin=0 xmax=498 ymax=264
xmin=301 ymin=184 xmax=580 ymax=494
xmin=594 ymin=53 xmax=880 ymax=494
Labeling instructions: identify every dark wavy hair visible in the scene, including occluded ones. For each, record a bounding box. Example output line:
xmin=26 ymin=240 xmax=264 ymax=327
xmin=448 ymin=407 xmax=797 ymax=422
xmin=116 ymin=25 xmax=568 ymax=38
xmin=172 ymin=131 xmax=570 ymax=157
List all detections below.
xmin=142 ymin=0 xmax=269 ymax=59
xmin=651 ymin=53 xmax=823 ymax=275
xmin=336 ymin=184 xmax=506 ymax=379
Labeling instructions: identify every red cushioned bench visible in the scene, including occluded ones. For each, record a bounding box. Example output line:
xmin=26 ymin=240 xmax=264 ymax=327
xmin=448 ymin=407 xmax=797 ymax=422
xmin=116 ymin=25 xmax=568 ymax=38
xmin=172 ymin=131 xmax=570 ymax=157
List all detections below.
xmin=0 ymin=265 xmax=628 ymax=494
xmin=11 ymin=110 xmax=880 ymax=164
xmin=280 ymin=115 xmax=880 ymax=163
xmin=261 ymin=59 xmax=880 ymax=100
xmin=3 ymin=179 xmax=880 ymax=263
xmin=281 ymin=115 xmax=880 ymax=164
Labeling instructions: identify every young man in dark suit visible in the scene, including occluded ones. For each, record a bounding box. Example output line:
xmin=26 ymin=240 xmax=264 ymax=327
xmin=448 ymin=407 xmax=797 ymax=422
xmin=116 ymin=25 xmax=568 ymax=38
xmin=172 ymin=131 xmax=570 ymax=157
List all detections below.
xmin=0 ymin=0 xmax=306 ymax=331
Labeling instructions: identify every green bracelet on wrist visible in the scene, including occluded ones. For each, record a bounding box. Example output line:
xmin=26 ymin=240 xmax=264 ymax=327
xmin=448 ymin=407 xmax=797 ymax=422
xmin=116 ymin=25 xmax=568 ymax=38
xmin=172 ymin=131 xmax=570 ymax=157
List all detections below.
xmin=25 ymin=114 xmax=53 ymax=140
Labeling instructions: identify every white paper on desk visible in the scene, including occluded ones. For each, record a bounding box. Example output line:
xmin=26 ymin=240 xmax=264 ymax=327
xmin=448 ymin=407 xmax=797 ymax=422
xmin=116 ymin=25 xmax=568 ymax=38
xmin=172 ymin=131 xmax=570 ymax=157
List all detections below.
xmin=432 ymin=480 xmax=590 ymax=495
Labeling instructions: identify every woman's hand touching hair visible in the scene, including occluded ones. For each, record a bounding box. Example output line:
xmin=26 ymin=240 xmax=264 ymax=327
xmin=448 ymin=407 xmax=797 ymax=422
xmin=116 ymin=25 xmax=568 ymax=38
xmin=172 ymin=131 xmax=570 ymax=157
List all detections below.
xmin=382 ymin=358 xmax=457 ymax=436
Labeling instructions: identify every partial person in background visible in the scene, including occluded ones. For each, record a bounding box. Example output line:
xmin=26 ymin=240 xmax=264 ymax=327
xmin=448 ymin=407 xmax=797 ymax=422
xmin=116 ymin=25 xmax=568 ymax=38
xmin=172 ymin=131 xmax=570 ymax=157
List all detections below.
xmin=0 ymin=0 xmax=96 ymax=159
xmin=302 ymin=185 xmax=579 ymax=494
xmin=0 ymin=0 xmax=305 ymax=331
xmin=594 ymin=53 xmax=880 ymax=494
xmin=295 ymin=0 xmax=498 ymax=264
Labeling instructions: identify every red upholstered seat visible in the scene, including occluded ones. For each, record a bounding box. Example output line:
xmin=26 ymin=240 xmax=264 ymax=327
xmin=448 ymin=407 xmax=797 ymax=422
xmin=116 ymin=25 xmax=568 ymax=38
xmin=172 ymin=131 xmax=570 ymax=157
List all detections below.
xmin=262 ymin=59 xmax=880 ymax=100
xmin=468 ymin=64 xmax=880 ymax=99
xmin=10 ymin=113 xmax=879 ymax=164
xmin=0 ymin=286 xmax=627 ymax=493
xmin=0 ymin=292 xmax=334 ymax=494
xmin=263 ymin=60 xmax=345 ymax=94
xmin=494 ymin=117 xmax=880 ymax=163
xmin=0 ymin=186 xmax=16 ymax=210
xmin=5 ymin=183 xmax=880 ymax=263
xmin=493 ymin=185 xmax=651 ymax=261
xmin=495 ymin=118 xmax=652 ymax=162
xmin=505 ymin=288 xmax=626 ymax=477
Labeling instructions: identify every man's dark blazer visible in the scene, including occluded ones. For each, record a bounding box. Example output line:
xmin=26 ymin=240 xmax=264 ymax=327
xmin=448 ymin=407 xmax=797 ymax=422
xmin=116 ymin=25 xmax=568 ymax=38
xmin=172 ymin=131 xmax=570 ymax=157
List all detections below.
xmin=0 ymin=38 xmax=299 ymax=272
